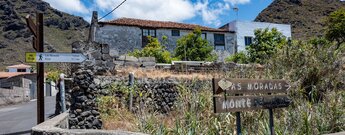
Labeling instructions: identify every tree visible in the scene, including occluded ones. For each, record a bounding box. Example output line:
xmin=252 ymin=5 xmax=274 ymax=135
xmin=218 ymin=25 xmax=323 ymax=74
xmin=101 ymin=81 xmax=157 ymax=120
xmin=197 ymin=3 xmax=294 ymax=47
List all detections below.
xmin=246 ymin=28 xmax=287 ymax=64
xmin=325 ymin=8 xmax=345 ymax=49
xmin=129 ymin=36 xmax=171 ymax=63
xmin=174 ymin=28 xmax=215 ymax=61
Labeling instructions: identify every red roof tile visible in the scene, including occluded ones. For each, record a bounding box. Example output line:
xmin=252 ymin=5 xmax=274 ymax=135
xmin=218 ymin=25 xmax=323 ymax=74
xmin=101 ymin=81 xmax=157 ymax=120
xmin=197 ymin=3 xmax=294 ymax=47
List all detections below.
xmin=99 ymin=18 xmax=231 ymax=32
xmin=0 ymin=72 xmax=34 ymax=79
xmin=6 ymin=64 xmax=32 ymax=69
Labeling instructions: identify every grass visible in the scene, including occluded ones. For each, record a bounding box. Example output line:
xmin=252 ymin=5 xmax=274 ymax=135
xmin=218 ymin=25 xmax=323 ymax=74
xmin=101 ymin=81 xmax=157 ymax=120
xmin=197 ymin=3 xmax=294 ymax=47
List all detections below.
xmin=97 ymin=67 xmax=345 ymax=134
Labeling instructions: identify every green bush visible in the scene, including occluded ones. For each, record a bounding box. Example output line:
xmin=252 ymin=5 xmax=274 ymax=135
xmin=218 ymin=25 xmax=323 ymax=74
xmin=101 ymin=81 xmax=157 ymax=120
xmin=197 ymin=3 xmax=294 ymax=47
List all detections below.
xmin=225 ymin=51 xmax=248 ymax=64
xmin=174 ymin=28 xmax=215 ymax=61
xmin=246 ymin=28 xmax=287 ymax=64
xmin=129 ymin=36 xmax=172 ymax=63
xmin=325 ymin=8 xmax=345 ymax=48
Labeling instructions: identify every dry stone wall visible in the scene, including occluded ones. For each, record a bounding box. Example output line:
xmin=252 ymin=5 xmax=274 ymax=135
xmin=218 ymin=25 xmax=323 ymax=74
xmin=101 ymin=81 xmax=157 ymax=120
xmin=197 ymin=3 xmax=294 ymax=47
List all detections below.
xmin=69 ymin=69 xmax=103 ymax=129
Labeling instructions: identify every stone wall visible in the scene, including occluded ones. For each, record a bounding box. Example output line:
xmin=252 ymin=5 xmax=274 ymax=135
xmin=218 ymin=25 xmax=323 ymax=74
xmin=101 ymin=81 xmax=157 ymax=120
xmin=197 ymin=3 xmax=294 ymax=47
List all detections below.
xmin=0 ymin=87 xmax=30 ymax=106
xmin=72 ymin=41 xmax=156 ymax=73
xmin=69 ymin=69 xmax=103 ymax=129
xmin=93 ymin=76 xmax=211 ymax=114
xmin=95 ymin=25 xmax=142 ymax=56
xmin=94 ymin=24 xmax=236 ymax=61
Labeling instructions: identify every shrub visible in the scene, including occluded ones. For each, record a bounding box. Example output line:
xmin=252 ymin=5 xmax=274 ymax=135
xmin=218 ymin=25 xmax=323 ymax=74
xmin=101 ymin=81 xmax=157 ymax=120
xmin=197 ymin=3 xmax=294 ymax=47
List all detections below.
xmin=246 ymin=28 xmax=287 ymax=64
xmin=225 ymin=51 xmax=248 ymax=64
xmin=129 ymin=36 xmax=172 ymax=63
xmin=175 ymin=28 xmax=215 ymax=61
xmin=325 ymin=8 xmax=345 ymax=48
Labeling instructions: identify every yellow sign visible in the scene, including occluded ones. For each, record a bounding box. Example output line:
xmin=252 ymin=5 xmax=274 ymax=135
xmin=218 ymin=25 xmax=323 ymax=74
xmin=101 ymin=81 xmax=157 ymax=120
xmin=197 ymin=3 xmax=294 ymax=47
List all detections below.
xmin=26 ymin=52 xmax=36 ymax=63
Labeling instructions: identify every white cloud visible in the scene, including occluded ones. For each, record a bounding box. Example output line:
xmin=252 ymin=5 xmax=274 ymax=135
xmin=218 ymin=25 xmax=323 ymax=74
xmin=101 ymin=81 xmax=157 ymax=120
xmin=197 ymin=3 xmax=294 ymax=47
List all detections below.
xmin=96 ymin=0 xmax=195 ymax=22
xmin=43 ymin=0 xmax=89 ymax=14
xmin=43 ymin=0 xmax=251 ymax=27
xmin=224 ymin=0 xmax=251 ymax=5
xmin=195 ymin=0 xmax=230 ymax=26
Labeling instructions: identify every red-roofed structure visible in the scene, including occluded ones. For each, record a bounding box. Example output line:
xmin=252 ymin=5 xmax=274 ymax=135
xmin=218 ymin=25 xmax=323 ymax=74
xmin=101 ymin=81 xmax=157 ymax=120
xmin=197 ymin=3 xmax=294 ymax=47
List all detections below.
xmin=99 ymin=18 xmax=231 ymax=33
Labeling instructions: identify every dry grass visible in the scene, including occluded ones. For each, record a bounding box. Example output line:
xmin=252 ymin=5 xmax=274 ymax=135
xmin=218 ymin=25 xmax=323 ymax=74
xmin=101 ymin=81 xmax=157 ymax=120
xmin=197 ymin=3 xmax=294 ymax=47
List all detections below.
xmin=115 ymin=67 xmax=232 ymax=80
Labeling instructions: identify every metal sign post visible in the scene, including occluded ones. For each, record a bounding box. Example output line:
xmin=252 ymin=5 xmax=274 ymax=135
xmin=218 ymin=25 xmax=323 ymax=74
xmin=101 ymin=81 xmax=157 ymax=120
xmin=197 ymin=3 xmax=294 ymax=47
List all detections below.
xmin=59 ymin=74 xmax=66 ymax=112
xmin=26 ymin=12 xmax=45 ymax=124
xmin=212 ymin=78 xmax=291 ymax=135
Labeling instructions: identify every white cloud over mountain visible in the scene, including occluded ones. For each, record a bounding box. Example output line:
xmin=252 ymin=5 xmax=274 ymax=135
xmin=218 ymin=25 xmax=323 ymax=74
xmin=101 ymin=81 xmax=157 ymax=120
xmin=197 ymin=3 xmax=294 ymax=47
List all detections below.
xmin=43 ymin=0 xmax=89 ymax=14
xmin=44 ymin=0 xmax=251 ymax=27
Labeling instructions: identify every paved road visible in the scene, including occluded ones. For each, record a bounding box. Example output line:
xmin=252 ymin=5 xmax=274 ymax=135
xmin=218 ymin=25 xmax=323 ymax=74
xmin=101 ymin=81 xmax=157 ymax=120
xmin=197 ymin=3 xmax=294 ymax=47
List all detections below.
xmin=0 ymin=96 xmax=56 ymax=135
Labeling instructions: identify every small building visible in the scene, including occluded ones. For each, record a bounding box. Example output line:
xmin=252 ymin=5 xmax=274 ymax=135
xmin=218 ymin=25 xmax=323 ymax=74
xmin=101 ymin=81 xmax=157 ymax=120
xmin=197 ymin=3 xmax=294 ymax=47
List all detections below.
xmin=6 ymin=64 xmax=32 ymax=73
xmin=0 ymin=64 xmax=57 ymax=99
xmin=222 ymin=21 xmax=292 ymax=52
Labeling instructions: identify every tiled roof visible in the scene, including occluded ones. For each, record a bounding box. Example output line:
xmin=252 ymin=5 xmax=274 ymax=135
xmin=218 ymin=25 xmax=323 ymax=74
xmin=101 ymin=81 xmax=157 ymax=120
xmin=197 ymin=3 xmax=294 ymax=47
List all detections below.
xmin=0 ymin=72 xmax=34 ymax=79
xmin=99 ymin=18 xmax=232 ymax=32
xmin=6 ymin=64 xmax=32 ymax=69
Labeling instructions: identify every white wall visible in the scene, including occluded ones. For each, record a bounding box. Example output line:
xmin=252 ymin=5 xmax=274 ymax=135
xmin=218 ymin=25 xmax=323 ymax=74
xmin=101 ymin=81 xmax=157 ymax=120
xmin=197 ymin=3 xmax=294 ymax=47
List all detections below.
xmin=7 ymin=68 xmax=31 ymax=73
xmin=228 ymin=21 xmax=291 ymax=52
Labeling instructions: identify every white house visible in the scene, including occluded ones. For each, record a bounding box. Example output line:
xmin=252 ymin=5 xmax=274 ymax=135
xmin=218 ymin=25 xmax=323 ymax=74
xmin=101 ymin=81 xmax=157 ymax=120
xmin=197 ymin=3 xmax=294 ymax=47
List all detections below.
xmin=6 ymin=64 xmax=32 ymax=73
xmin=221 ymin=21 xmax=292 ymax=52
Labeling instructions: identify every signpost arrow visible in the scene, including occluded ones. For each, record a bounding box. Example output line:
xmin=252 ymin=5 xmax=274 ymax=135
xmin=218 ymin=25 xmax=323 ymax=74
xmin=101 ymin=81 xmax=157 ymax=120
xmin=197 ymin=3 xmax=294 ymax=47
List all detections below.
xmin=25 ymin=52 xmax=87 ymax=63
xmin=213 ymin=95 xmax=291 ymax=113
xmin=214 ymin=78 xmax=290 ymax=94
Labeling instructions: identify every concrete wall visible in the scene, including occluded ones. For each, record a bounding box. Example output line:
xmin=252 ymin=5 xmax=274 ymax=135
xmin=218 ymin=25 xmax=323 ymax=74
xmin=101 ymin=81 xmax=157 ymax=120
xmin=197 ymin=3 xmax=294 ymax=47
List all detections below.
xmin=227 ymin=21 xmax=292 ymax=52
xmin=94 ymin=24 xmax=236 ymax=61
xmin=32 ymin=112 xmax=147 ymax=135
xmin=0 ymin=87 xmax=30 ymax=106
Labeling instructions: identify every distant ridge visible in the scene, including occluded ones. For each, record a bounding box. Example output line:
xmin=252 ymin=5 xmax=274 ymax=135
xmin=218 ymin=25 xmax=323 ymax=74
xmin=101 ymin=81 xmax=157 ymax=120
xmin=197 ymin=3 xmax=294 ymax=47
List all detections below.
xmin=255 ymin=0 xmax=345 ymax=40
xmin=0 ymin=0 xmax=90 ymax=69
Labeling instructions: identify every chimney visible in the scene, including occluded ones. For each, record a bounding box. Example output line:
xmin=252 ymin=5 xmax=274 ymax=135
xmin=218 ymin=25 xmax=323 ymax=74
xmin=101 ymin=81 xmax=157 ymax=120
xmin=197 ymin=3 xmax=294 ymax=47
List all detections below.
xmin=88 ymin=11 xmax=98 ymax=42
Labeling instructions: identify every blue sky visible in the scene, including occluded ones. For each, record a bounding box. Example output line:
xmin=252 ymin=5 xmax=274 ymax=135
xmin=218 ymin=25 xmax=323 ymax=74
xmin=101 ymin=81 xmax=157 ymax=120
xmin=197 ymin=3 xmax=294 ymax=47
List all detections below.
xmin=43 ymin=0 xmax=273 ymax=28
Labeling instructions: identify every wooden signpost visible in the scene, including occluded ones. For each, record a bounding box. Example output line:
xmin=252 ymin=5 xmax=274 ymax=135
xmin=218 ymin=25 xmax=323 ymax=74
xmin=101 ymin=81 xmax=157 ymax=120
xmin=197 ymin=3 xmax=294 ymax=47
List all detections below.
xmin=26 ymin=12 xmax=45 ymax=124
xmin=212 ymin=78 xmax=291 ymax=135
xmin=25 ymin=12 xmax=87 ymax=124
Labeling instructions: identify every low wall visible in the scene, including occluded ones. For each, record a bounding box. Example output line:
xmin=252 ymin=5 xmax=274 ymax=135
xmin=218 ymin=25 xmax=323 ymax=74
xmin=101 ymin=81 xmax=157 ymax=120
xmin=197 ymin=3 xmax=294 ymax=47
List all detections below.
xmin=0 ymin=86 xmax=29 ymax=106
xmin=31 ymin=112 xmax=147 ymax=135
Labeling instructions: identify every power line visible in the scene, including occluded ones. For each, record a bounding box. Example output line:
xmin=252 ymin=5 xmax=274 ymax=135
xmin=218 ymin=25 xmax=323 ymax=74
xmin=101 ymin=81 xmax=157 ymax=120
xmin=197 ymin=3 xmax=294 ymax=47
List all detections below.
xmin=98 ymin=0 xmax=127 ymax=21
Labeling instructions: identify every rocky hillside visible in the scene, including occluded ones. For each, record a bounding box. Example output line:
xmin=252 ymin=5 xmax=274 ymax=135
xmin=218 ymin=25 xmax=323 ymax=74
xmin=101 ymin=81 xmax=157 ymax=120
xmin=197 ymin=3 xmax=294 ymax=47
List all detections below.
xmin=0 ymin=0 xmax=90 ymax=69
xmin=255 ymin=0 xmax=345 ymax=40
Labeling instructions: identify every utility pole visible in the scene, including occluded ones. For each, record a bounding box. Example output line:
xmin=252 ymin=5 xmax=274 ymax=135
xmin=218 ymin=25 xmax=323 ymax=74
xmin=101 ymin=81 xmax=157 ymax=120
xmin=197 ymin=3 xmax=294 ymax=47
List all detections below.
xmin=26 ymin=12 xmax=45 ymax=124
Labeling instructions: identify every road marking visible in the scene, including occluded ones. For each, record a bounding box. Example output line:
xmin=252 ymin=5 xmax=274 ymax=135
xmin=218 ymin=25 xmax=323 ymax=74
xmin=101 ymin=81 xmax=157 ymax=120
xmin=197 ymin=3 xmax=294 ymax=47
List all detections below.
xmin=0 ymin=107 xmax=18 ymax=113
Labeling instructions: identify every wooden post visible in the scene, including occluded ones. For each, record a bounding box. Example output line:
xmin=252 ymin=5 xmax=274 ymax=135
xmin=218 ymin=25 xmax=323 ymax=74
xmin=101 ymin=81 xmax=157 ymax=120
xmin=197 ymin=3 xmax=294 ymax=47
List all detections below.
xmin=268 ymin=93 xmax=274 ymax=135
xmin=235 ymin=93 xmax=242 ymax=135
xmin=269 ymin=108 xmax=274 ymax=135
xmin=36 ymin=12 xmax=45 ymax=124
xmin=128 ymin=72 xmax=134 ymax=111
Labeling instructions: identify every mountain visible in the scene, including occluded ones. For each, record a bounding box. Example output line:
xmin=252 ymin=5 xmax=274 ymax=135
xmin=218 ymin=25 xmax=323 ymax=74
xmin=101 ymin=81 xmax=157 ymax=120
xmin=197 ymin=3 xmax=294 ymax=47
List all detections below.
xmin=0 ymin=0 xmax=90 ymax=69
xmin=255 ymin=0 xmax=345 ymax=40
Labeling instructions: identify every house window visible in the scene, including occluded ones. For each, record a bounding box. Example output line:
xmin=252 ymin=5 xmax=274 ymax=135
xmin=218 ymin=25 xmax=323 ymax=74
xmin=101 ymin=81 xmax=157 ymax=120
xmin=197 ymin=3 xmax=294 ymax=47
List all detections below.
xmin=142 ymin=29 xmax=156 ymax=47
xmin=17 ymin=69 xmax=26 ymax=72
xmin=214 ymin=34 xmax=225 ymax=50
xmin=244 ymin=36 xmax=253 ymax=46
xmin=202 ymin=33 xmax=207 ymax=39
xmin=172 ymin=30 xmax=180 ymax=36
xmin=142 ymin=29 xmax=156 ymax=37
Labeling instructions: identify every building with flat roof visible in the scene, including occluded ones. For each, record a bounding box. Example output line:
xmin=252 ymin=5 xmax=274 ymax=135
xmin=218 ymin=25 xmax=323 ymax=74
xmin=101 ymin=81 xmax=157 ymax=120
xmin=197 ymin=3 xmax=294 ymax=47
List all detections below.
xmin=221 ymin=21 xmax=292 ymax=52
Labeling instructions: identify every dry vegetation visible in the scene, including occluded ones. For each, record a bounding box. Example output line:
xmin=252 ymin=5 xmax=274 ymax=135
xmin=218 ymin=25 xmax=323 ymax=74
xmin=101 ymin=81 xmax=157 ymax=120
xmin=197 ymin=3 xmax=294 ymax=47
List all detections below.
xmin=97 ymin=39 xmax=345 ymax=134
